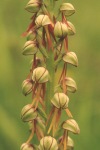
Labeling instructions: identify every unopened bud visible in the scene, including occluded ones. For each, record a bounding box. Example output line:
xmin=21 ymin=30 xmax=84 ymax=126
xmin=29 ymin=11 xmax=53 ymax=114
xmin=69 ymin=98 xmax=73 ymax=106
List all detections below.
xmin=54 ymin=21 xmax=68 ymax=38
xmin=67 ymin=137 xmax=74 ymax=150
xmin=60 ymin=3 xmax=75 ymax=17
xmin=25 ymin=0 xmax=42 ymax=13
xmin=21 ymin=104 xmax=38 ymax=122
xmin=61 ymin=77 xmax=77 ymax=93
xmin=39 ymin=136 xmax=58 ymax=150
xmin=22 ymin=79 xmax=33 ymax=96
xmin=67 ymin=21 xmax=76 ymax=35
xmin=36 ymin=117 xmax=45 ymax=132
xmin=29 ymin=117 xmax=45 ymax=137
xmin=62 ymin=119 xmax=80 ymax=134
xmin=32 ymin=67 xmax=49 ymax=83
xmin=30 ymin=57 xmax=44 ymax=67
xmin=63 ymin=52 xmax=78 ymax=67
xmin=35 ymin=15 xmax=51 ymax=27
xmin=51 ymin=93 xmax=69 ymax=109
xmin=22 ymin=40 xmax=38 ymax=55
xmin=27 ymin=30 xmax=36 ymax=41
xmin=28 ymin=121 xmax=34 ymax=131
xmin=58 ymin=136 xmax=74 ymax=150
xmin=20 ymin=143 xmax=34 ymax=150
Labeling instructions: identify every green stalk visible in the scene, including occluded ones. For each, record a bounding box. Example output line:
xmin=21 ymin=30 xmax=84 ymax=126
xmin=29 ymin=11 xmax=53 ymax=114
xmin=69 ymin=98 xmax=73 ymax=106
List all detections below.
xmin=46 ymin=50 xmax=55 ymax=116
xmin=44 ymin=0 xmax=55 ymax=114
xmin=47 ymin=0 xmax=55 ymax=18
xmin=51 ymin=0 xmax=54 ymax=9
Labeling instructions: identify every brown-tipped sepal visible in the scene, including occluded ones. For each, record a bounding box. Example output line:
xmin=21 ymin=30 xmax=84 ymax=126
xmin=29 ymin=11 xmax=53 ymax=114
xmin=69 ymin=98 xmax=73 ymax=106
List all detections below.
xmin=22 ymin=40 xmax=38 ymax=55
xmin=54 ymin=21 xmax=68 ymax=38
xmin=51 ymin=93 xmax=69 ymax=109
xmin=61 ymin=77 xmax=77 ymax=93
xmin=36 ymin=117 xmax=45 ymax=132
xmin=25 ymin=0 xmax=42 ymax=13
xmin=67 ymin=21 xmax=76 ymax=35
xmin=58 ymin=136 xmax=74 ymax=150
xmin=60 ymin=3 xmax=75 ymax=17
xmin=63 ymin=52 xmax=78 ymax=67
xmin=35 ymin=15 xmax=51 ymax=27
xmin=67 ymin=137 xmax=74 ymax=150
xmin=32 ymin=67 xmax=49 ymax=83
xmin=29 ymin=117 xmax=45 ymax=138
xmin=62 ymin=119 xmax=80 ymax=134
xmin=21 ymin=104 xmax=38 ymax=122
xmin=20 ymin=143 xmax=34 ymax=150
xmin=22 ymin=79 xmax=33 ymax=96
xmin=38 ymin=136 xmax=58 ymax=150
xmin=29 ymin=117 xmax=45 ymax=132
xmin=27 ymin=30 xmax=36 ymax=41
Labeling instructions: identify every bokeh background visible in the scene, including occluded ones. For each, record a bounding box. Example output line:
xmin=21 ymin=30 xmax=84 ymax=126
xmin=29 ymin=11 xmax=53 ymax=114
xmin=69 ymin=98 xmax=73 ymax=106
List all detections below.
xmin=0 ymin=0 xmax=100 ymax=150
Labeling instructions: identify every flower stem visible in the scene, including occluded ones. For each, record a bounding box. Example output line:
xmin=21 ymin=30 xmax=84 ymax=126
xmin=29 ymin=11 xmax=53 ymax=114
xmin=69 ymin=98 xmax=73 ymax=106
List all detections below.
xmin=26 ymin=125 xmax=34 ymax=144
xmin=45 ymin=50 xmax=55 ymax=115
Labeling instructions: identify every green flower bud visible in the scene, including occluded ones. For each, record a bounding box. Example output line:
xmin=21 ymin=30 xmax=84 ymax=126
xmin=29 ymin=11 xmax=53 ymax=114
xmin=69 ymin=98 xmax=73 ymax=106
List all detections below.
xmin=39 ymin=136 xmax=58 ymax=150
xmin=25 ymin=0 xmax=42 ymax=13
xmin=63 ymin=52 xmax=78 ymax=67
xmin=51 ymin=93 xmax=69 ymax=109
xmin=36 ymin=117 xmax=45 ymax=131
xmin=21 ymin=104 xmax=38 ymax=122
xmin=54 ymin=21 xmax=68 ymax=38
xmin=22 ymin=40 xmax=38 ymax=55
xmin=67 ymin=137 xmax=74 ymax=150
xmin=30 ymin=57 xmax=44 ymax=67
xmin=67 ymin=21 xmax=76 ymax=35
xmin=28 ymin=118 xmax=45 ymax=138
xmin=22 ymin=79 xmax=33 ymax=96
xmin=60 ymin=3 xmax=75 ymax=17
xmin=35 ymin=15 xmax=51 ymax=27
xmin=58 ymin=136 xmax=74 ymax=150
xmin=20 ymin=143 xmax=34 ymax=150
xmin=32 ymin=67 xmax=49 ymax=83
xmin=29 ymin=117 xmax=45 ymax=131
xmin=61 ymin=77 xmax=77 ymax=93
xmin=28 ymin=121 xmax=34 ymax=131
xmin=27 ymin=30 xmax=36 ymax=41
xmin=62 ymin=119 xmax=80 ymax=134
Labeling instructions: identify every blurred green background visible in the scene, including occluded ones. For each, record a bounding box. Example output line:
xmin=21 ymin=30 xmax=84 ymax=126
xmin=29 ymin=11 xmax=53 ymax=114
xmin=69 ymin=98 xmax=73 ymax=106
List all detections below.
xmin=0 ymin=0 xmax=100 ymax=149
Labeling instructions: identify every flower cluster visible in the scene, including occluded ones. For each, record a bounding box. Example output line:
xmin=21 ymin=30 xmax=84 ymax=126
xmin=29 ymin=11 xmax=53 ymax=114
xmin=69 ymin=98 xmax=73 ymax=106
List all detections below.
xmin=20 ymin=0 xmax=80 ymax=150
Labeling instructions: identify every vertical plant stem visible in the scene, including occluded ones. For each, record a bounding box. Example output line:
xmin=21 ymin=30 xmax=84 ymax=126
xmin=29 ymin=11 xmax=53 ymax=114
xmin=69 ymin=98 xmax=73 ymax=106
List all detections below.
xmin=51 ymin=0 xmax=54 ymax=8
xmin=46 ymin=50 xmax=55 ymax=116
xmin=48 ymin=0 xmax=55 ymax=19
